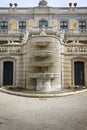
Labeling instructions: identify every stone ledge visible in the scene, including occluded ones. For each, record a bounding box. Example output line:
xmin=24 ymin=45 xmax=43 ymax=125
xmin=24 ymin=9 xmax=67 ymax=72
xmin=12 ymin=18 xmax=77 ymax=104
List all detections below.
xmin=0 ymin=87 xmax=87 ymax=98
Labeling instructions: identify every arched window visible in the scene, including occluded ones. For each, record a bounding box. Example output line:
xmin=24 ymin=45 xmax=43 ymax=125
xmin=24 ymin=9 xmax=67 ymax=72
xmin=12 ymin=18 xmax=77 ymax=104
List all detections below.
xmin=39 ymin=20 xmax=48 ymax=27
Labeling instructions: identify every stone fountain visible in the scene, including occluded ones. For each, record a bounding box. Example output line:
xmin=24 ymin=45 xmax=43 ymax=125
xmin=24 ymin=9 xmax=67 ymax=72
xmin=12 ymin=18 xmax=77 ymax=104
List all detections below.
xmin=25 ymin=26 xmax=64 ymax=92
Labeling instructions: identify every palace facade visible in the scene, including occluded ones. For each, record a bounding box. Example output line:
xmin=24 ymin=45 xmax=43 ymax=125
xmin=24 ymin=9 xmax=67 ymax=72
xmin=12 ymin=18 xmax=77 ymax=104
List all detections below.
xmin=0 ymin=0 xmax=87 ymax=92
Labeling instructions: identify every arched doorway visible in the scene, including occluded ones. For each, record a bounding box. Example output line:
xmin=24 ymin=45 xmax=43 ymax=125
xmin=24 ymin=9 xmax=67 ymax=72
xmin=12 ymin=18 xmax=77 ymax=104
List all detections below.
xmin=3 ymin=61 xmax=13 ymax=85
xmin=74 ymin=61 xmax=84 ymax=86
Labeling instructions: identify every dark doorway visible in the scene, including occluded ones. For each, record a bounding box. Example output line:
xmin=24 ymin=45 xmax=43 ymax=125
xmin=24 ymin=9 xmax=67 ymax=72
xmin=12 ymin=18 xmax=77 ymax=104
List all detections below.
xmin=3 ymin=61 xmax=13 ymax=85
xmin=74 ymin=61 xmax=84 ymax=86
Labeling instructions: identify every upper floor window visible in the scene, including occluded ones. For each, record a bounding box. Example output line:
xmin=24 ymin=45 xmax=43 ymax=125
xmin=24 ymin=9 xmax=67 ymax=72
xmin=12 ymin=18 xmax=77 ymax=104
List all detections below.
xmin=0 ymin=21 xmax=8 ymax=29
xmin=60 ymin=21 xmax=68 ymax=30
xmin=79 ymin=21 xmax=86 ymax=32
xmin=19 ymin=21 xmax=26 ymax=29
xmin=39 ymin=20 xmax=48 ymax=27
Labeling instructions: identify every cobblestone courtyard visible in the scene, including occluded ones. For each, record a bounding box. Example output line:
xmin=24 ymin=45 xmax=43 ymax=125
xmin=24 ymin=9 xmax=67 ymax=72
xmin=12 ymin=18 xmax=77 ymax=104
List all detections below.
xmin=0 ymin=92 xmax=87 ymax=130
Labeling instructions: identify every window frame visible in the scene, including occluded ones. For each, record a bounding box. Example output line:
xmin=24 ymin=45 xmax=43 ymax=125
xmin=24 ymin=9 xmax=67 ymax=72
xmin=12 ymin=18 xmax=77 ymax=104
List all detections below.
xmin=39 ymin=20 xmax=48 ymax=27
xmin=78 ymin=21 xmax=86 ymax=32
xmin=0 ymin=21 xmax=8 ymax=29
xmin=60 ymin=21 xmax=68 ymax=30
xmin=19 ymin=21 xmax=26 ymax=30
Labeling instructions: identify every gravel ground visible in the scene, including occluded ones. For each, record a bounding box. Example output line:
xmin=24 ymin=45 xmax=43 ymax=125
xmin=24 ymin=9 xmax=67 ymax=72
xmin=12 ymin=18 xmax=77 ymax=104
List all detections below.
xmin=0 ymin=92 xmax=87 ymax=130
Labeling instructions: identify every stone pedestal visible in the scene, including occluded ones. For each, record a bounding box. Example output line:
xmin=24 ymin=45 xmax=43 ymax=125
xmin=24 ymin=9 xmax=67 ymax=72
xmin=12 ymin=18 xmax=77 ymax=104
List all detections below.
xmin=36 ymin=78 xmax=51 ymax=92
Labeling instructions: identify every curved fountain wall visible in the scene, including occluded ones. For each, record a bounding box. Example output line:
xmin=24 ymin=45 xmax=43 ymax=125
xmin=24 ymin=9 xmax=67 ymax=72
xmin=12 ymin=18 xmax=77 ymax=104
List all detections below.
xmin=25 ymin=30 xmax=62 ymax=92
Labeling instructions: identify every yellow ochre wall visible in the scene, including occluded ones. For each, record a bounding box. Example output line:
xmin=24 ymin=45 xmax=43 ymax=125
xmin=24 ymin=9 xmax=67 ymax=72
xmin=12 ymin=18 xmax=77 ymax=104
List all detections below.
xmin=9 ymin=19 xmax=17 ymax=31
xmin=70 ymin=19 xmax=77 ymax=30
xmin=28 ymin=19 xmax=33 ymax=27
xmin=53 ymin=19 xmax=58 ymax=27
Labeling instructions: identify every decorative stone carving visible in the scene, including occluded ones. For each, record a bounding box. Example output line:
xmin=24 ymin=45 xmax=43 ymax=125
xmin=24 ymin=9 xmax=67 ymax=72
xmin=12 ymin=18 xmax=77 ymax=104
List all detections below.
xmin=39 ymin=0 xmax=47 ymax=7
xmin=40 ymin=25 xmax=47 ymax=35
xmin=22 ymin=31 xmax=29 ymax=43
xmin=58 ymin=31 xmax=65 ymax=43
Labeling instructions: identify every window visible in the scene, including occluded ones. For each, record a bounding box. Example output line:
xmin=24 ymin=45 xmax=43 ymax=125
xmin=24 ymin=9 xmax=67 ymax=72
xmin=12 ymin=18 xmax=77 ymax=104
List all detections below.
xmin=79 ymin=21 xmax=86 ymax=32
xmin=0 ymin=21 xmax=8 ymax=29
xmin=60 ymin=21 xmax=68 ymax=30
xmin=39 ymin=20 xmax=48 ymax=27
xmin=19 ymin=21 xmax=26 ymax=29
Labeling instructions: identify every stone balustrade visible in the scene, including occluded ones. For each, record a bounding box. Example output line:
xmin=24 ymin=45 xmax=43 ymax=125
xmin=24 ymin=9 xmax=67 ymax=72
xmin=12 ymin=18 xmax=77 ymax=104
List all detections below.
xmin=66 ymin=29 xmax=87 ymax=35
xmin=65 ymin=44 xmax=87 ymax=54
xmin=0 ymin=28 xmax=87 ymax=36
xmin=0 ymin=44 xmax=21 ymax=55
